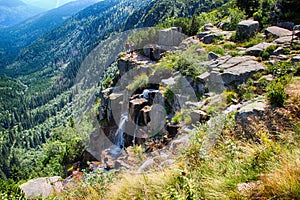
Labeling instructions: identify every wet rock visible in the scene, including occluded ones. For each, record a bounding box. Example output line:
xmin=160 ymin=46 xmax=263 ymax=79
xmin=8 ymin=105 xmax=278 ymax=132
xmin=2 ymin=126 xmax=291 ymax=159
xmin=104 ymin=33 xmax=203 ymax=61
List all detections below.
xmin=201 ymin=34 xmax=217 ymax=44
xmin=277 ymin=21 xmax=294 ymax=30
xmin=236 ymin=20 xmax=259 ymax=40
xmin=20 ymin=176 xmax=63 ymax=199
xmin=245 ymin=42 xmax=273 ymax=56
xmin=208 ymin=51 xmax=219 ymax=60
xmin=129 ymin=98 xmax=148 ymax=122
xmin=265 ymin=26 xmax=292 ymax=38
xmin=140 ymin=105 xmax=151 ymax=125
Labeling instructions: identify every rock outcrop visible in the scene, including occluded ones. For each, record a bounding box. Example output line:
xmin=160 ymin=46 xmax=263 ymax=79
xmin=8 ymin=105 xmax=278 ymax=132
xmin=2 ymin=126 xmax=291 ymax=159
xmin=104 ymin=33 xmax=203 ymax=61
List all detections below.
xmin=20 ymin=176 xmax=63 ymax=199
xmin=236 ymin=20 xmax=259 ymax=40
xmin=265 ymin=26 xmax=292 ymax=38
xmin=245 ymin=42 xmax=273 ymax=56
xmin=200 ymin=56 xmax=265 ymax=91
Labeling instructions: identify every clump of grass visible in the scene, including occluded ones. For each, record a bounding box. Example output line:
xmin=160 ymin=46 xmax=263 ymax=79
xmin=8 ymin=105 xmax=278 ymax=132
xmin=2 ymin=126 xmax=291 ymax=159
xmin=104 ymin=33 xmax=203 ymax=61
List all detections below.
xmin=205 ymin=45 xmax=226 ymax=56
xmin=126 ymin=73 xmax=149 ymax=91
xmin=266 ymin=80 xmax=287 ymax=107
xmin=252 ymin=151 xmax=300 ymax=199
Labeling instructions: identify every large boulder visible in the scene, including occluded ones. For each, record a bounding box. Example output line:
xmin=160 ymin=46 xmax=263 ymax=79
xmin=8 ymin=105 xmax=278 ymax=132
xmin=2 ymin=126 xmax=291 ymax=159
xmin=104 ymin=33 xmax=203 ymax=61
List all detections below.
xmin=158 ymin=27 xmax=187 ymax=47
xmin=265 ymin=26 xmax=292 ymax=38
xmin=277 ymin=21 xmax=294 ymax=30
xmin=20 ymin=176 xmax=63 ymax=199
xmin=245 ymin=42 xmax=273 ymax=56
xmin=201 ymin=34 xmax=217 ymax=44
xmin=236 ymin=20 xmax=259 ymax=40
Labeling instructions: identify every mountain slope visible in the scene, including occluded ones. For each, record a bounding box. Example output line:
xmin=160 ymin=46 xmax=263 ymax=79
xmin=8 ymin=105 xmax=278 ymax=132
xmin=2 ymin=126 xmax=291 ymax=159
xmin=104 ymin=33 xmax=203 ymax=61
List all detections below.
xmin=0 ymin=0 xmax=43 ymax=28
xmin=0 ymin=0 xmax=101 ymax=69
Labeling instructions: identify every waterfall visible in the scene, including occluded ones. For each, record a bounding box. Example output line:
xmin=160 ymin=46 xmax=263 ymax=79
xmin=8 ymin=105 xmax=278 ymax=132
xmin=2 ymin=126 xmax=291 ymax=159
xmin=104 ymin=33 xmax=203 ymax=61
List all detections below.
xmin=133 ymin=112 xmax=140 ymax=147
xmin=115 ymin=113 xmax=128 ymax=148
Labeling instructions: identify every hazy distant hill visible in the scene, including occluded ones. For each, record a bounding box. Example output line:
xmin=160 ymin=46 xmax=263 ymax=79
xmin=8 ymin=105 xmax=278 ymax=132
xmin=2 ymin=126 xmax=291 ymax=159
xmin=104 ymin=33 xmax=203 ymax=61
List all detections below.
xmin=0 ymin=0 xmax=101 ymax=68
xmin=0 ymin=0 xmax=43 ymax=28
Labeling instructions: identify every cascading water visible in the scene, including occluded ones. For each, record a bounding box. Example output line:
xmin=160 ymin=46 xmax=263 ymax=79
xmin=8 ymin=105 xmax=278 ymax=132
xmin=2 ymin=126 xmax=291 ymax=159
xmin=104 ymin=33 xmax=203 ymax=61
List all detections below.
xmin=115 ymin=113 xmax=128 ymax=148
xmin=133 ymin=112 xmax=140 ymax=147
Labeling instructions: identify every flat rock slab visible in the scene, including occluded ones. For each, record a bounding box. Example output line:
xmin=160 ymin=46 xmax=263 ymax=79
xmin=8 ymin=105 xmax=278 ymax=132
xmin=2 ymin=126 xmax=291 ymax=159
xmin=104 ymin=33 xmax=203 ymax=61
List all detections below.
xmin=265 ymin=26 xmax=292 ymax=38
xmin=246 ymin=42 xmax=273 ymax=56
xmin=273 ymin=36 xmax=295 ymax=44
xmin=20 ymin=176 xmax=63 ymax=199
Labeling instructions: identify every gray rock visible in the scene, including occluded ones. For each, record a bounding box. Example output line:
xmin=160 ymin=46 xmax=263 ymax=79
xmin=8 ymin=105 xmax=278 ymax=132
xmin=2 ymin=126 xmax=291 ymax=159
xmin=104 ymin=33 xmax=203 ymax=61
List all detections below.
xmin=273 ymin=47 xmax=284 ymax=55
xmin=197 ymin=31 xmax=211 ymax=40
xmin=236 ymin=20 xmax=259 ymax=40
xmin=204 ymin=23 xmax=214 ymax=31
xmin=236 ymin=100 xmax=266 ymax=119
xmin=245 ymin=42 xmax=273 ymax=56
xmin=190 ymin=110 xmax=209 ymax=123
xmin=138 ymin=159 xmax=156 ymax=173
xmin=153 ymin=153 xmax=169 ymax=163
xmin=159 ymin=27 xmax=187 ymax=47
xmin=169 ymin=135 xmax=190 ymax=153
xmin=208 ymin=51 xmax=219 ymax=60
xmin=221 ymin=60 xmax=265 ymax=85
xmin=277 ymin=21 xmax=294 ymax=30
xmin=196 ymin=48 xmax=207 ymax=56
xmin=294 ymin=25 xmax=300 ymax=31
xmin=20 ymin=176 xmax=63 ymax=199
xmin=265 ymin=26 xmax=292 ymax=38
xmin=292 ymin=56 xmax=300 ymax=64
xmin=160 ymin=159 xmax=175 ymax=167
xmin=202 ymin=34 xmax=217 ymax=44
xmin=273 ymin=36 xmax=294 ymax=44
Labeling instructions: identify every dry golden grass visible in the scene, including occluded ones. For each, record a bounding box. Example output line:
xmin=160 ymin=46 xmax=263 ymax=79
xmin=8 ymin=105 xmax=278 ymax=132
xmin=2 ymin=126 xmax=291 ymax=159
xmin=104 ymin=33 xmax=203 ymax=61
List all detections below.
xmin=103 ymin=169 xmax=179 ymax=200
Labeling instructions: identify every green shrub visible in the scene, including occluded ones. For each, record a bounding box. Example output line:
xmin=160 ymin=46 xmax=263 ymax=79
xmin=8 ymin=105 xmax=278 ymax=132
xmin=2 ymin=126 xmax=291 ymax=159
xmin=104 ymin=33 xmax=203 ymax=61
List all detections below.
xmin=266 ymin=81 xmax=287 ymax=107
xmin=205 ymin=45 xmax=226 ymax=56
xmin=126 ymin=73 xmax=149 ymax=91
xmin=224 ymin=90 xmax=238 ymax=104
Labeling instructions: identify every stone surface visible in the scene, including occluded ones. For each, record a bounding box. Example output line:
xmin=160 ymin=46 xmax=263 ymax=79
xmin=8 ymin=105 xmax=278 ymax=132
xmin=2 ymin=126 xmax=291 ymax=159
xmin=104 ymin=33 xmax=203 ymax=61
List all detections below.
xmin=273 ymin=47 xmax=284 ymax=55
xmin=20 ymin=176 xmax=63 ymax=199
xmin=158 ymin=27 xmax=187 ymax=47
xmin=236 ymin=100 xmax=266 ymax=119
xmin=294 ymin=25 xmax=300 ymax=31
xmin=265 ymin=26 xmax=292 ymax=38
xmin=190 ymin=110 xmax=209 ymax=123
xmin=273 ymin=36 xmax=294 ymax=44
xmin=246 ymin=42 xmax=273 ymax=56
xmin=201 ymin=34 xmax=217 ymax=44
xmin=277 ymin=21 xmax=294 ymax=30
xmin=208 ymin=51 xmax=219 ymax=60
xmin=197 ymin=31 xmax=210 ymax=40
xmin=236 ymin=20 xmax=259 ymax=40
xmin=169 ymin=135 xmax=190 ymax=153
xmin=204 ymin=23 xmax=214 ymax=31
xmin=138 ymin=159 xmax=156 ymax=173
xmin=292 ymin=56 xmax=300 ymax=64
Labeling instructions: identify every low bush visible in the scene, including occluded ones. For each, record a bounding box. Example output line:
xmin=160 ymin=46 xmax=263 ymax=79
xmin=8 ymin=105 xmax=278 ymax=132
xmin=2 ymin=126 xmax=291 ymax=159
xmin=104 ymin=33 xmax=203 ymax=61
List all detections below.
xmin=266 ymin=81 xmax=287 ymax=107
